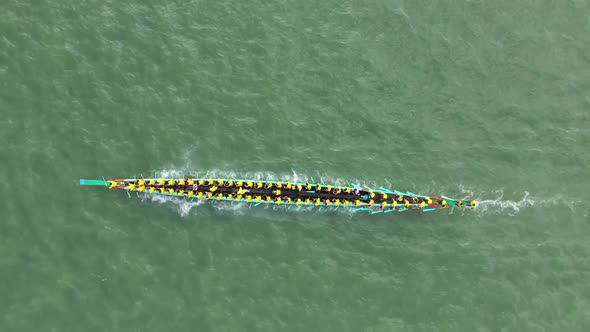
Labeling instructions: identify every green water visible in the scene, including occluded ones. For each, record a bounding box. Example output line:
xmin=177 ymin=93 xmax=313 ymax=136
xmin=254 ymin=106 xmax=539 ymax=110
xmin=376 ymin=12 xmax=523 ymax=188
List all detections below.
xmin=2 ymin=0 xmax=589 ymax=331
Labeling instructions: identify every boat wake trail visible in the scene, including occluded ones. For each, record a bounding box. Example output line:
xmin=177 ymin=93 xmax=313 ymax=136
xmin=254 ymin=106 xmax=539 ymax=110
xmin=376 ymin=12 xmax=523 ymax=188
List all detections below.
xmin=470 ymin=190 xmax=580 ymax=217
xmin=473 ymin=191 xmax=536 ymax=216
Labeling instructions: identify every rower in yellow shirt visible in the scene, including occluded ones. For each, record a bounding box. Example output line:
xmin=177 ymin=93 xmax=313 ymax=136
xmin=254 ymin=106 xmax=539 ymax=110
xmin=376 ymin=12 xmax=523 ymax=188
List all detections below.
xmin=187 ymin=179 xmax=195 ymax=185
xmin=168 ymin=188 xmax=175 ymax=195
xmin=285 ymin=182 xmax=292 ymax=189
xmin=108 ymin=181 xmax=118 ymax=189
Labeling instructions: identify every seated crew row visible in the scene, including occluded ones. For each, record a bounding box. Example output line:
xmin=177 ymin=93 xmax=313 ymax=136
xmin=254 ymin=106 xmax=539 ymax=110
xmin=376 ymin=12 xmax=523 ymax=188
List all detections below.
xmin=127 ymin=178 xmax=364 ymax=195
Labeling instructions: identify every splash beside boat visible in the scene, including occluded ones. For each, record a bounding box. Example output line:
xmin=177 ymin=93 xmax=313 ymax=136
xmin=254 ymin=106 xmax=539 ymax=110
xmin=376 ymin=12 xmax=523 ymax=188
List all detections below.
xmin=80 ymin=178 xmax=476 ymax=213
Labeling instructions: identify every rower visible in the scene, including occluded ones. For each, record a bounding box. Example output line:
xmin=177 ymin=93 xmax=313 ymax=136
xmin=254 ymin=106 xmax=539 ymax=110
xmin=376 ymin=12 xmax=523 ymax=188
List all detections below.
xmin=178 ymin=179 xmax=185 ymax=186
xmin=276 ymin=182 xmax=282 ymax=189
xmin=266 ymin=196 xmax=272 ymax=202
xmin=148 ymin=187 xmax=156 ymax=193
xmin=255 ymin=196 xmax=262 ymax=202
xmin=159 ymin=187 xmax=166 ymax=194
xmin=157 ymin=179 xmax=166 ymax=186
xmin=198 ymin=180 xmax=205 ymax=185
xmin=275 ymin=197 xmax=283 ymax=204
xmin=285 ymin=182 xmax=292 ymax=189
xmin=167 ymin=180 xmax=175 ymax=186
xmin=370 ymin=192 xmax=376 ymax=199
xmin=382 ymin=193 xmax=388 ymax=200
xmin=397 ymin=194 xmax=404 ymax=202
xmin=244 ymin=195 xmax=251 ymax=202
xmin=324 ymin=199 xmax=331 ymax=205
xmin=334 ymin=199 xmax=341 ymax=206
xmin=138 ymin=186 xmax=146 ymax=192
xmin=304 ymin=198 xmax=311 ymax=205
xmin=207 ymin=178 xmax=215 ymax=185
xmin=237 ymin=187 xmax=245 ymax=195
xmin=457 ymin=201 xmax=464 ymax=207
xmin=427 ymin=198 xmax=433 ymax=204
xmin=236 ymin=181 xmax=244 ymax=187
xmin=227 ymin=180 xmax=234 ymax=187
xmin=404 ymin=200 xmax=410 ymax=208
xmin=149 ymin=179 xmax=156 ymax=186
xmin=227 ymin=194 xmax=233 ymax=200
xmin=355 ymin=200 xmax=362 ymax=206
xmin=343 ymin=200 xmax=350 ymax=207
xmin=236 ymin=194 xmax=243 ymax=201
xmin=345 ymin=187 xmax=352 ymax=194
xmin=217 ymin=193 xmax=224 ymax=200
xmin=245 ymin=181 xmax=253 ymax=188
xmin=209 ymin=185 xmax=218 ymax=193
xmin=296 ymin=184 xmax=303 ymax=191
xmin=470 ymin=200 xmax=477 ymax=208
xmin=187 ymin=191 xmax=194 ymax=198
xmin=128 ymin=184 xmax=136 ymax=191
xmin=108 ymin=181 xmax=117 ymax=189
xmin=412 ymin=196 xmax=419 ymax=203
xmin=326 ymin=185 xmax=332 ymax=192
xmin=314 ymin=198 xmax=321 ymax=206
xmin=441 ymin=200 xmax=448 ymax=208
xmin=333 ymin=187 xmax=342 ymax=194
xmin=217 ymin=179 xmax=224 ymax=186
xmin=138 ymin=179 xmax=145 ymax=186
xmin=369 ymin=199 xmax=375 ymax=207
xmin=168 ymin=188 xmax=175 ymax=195
xmin=196 ymin=192 xmax=204 ymax=199
xmin=392 ymin=201 xmax=398 ymax=208
xmin=381 ymin=201 xmax=387 ymax=208
xmin=316 ymin=184 xmax=322 ymax=191
xmin=206 ymin=192 xmax=213 ymax=198
xmin=420 ymin=201 xmax=426 ymax=209
xmin=178 ymin=190 xmax=184 ymax=196
xmin=265 ymin=182 xmax=273 ymax=189
xmin=256 ymin=182 xmax=263 ymax=189
xmin=306 ymin=183 xmax=312 ymax=190
xmin=187 ymin=178 xmax=195 ymax=185
xmin=296 ymin=198 xmax=302 ymax=205
xmin=286 ymin=197 xmax=292 ymax=204
xmin=273 ymin=189 xmax=281 ymax=196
